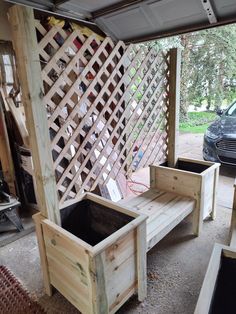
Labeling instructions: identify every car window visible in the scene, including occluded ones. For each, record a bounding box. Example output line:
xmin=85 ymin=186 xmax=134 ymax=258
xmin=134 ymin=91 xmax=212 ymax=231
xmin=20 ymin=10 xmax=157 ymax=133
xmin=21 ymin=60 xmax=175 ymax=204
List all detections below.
xmin=226 ymin=101 xmax=236 ymax=116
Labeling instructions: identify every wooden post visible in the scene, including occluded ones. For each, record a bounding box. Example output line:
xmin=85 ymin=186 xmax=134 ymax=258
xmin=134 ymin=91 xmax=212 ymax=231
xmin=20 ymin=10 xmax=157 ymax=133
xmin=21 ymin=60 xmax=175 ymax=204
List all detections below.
xmin=230 ymin=179 xmax=236 ymax=247
xmin=33 ymin=213 xmax=52 ymax=296
xmin=8 ymin=5 xmax=61 ymax=225
xmin=167 ymin=48 xmax=181 ymax=167
xmin=192 ymin=178 xmax=204 ymax=236
xmin=137 ymin=221 xmax=147 ymax=301
xmin=211 ymin=166 xmax=220 ymax=220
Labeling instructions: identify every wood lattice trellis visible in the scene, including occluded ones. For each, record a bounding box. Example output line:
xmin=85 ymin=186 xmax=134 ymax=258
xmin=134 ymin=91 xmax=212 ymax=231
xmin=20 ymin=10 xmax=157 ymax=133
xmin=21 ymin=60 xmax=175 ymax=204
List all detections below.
xmin=35 ymin=18 xmax=172 ymax=206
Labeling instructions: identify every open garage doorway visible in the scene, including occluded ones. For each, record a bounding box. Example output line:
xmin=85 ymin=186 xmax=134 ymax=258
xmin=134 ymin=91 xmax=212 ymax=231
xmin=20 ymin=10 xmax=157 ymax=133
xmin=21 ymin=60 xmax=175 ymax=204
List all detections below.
xmin=129 ymin=22 xmax=236 ymax=206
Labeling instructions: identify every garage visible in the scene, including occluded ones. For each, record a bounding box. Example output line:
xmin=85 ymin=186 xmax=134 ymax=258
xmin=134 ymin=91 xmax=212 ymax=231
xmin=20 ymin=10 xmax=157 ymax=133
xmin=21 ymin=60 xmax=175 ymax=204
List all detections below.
xmin=0 ymin=1 xmax=236 ymax=313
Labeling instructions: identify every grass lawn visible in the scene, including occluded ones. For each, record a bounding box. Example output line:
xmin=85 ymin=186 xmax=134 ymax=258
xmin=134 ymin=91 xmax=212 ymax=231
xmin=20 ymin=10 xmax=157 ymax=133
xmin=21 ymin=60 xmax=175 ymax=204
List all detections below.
xmin=180 ymin=111 xmax=217 ymax=133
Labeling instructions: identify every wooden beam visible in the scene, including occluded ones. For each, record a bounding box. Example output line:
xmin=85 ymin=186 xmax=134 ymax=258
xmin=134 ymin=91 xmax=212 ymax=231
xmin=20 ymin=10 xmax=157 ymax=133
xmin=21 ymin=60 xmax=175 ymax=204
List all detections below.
xmin=167 ymin=48 xmax=181 ymax=167
xmin=230 ymin=179 xmax=236 ymax=247
xmin=8 ymin=5 xmax=61 ymax=225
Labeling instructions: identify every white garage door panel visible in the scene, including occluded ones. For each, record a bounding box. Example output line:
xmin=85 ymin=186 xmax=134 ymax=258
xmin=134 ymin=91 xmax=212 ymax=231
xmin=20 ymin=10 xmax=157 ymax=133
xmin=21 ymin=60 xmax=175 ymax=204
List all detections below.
xmin=5 ymin=0 xmax=236 ymax=42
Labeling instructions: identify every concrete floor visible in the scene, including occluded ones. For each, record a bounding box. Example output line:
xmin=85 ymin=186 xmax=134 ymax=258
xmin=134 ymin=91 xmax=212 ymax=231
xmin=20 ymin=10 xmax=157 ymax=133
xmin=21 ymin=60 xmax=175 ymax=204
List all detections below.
xmin=0 ymin=133 xmax=236 ymax=314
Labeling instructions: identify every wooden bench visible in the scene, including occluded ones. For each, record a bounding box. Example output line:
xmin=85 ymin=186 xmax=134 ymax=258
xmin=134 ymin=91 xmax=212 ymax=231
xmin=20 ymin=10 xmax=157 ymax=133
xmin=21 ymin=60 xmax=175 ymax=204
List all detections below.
xmin=119 ymin=158 xmax=220 ymax=252
xmin=120 ymin=189 xmax=195 ymax=251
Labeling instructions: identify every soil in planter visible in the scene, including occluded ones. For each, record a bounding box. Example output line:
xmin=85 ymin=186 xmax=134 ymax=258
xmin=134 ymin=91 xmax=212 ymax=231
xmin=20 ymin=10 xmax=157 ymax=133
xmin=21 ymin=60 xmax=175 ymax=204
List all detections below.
xmin=161 ymin=160 xmax=209 ymax=173
xmin=176 ymin=160 xmax=209 ymax=173
xmin=210 ymin=255 xmax=236 ymax=314
xmin=60 ymin=199 xmax=134 ymax=246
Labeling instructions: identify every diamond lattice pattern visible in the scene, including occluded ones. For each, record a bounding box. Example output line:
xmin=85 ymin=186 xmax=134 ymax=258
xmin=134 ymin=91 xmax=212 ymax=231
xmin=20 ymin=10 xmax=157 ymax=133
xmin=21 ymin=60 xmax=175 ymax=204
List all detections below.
xmin=36 ymin=20 xmax=170 ymax=205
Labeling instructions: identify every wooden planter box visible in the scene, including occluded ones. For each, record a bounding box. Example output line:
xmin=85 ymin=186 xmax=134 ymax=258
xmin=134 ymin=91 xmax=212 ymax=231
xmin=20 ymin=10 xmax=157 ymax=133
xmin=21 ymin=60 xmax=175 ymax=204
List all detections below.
xmin=34 ymin=193 xmax=147 ymax=314
xmin=119 ymin=158 xmax=219 ymax=252
xmin=152 ymin=157 xmax=220 ymax=224
xmin=195 ymin=244 xmax=236 ymax=314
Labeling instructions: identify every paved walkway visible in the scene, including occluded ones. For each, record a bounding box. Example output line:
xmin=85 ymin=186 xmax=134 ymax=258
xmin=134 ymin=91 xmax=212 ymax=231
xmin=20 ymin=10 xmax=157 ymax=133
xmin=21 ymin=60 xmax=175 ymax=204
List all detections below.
xmin=178 ymin=133 xmax=204 ymax=160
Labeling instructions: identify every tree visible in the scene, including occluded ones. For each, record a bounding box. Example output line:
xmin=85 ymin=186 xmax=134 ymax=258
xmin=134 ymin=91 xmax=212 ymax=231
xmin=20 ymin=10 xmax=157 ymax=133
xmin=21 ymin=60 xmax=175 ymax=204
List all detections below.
xmin=139 ymin=24 xmax=236 ymax=121
xmin=185 ymin=26 xmax=236 ymax=113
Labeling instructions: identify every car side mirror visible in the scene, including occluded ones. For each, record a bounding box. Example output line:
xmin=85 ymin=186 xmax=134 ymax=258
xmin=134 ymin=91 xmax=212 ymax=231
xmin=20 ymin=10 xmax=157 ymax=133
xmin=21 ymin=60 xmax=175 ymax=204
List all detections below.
xmin=216 ymin=109 xmax=223 ymax=116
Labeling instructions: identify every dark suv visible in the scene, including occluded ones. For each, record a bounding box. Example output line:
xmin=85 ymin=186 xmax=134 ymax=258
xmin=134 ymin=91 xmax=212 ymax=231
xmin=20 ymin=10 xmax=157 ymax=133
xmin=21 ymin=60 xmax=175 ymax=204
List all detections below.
xmin=203 ymin=100 xmax=236 ymax=165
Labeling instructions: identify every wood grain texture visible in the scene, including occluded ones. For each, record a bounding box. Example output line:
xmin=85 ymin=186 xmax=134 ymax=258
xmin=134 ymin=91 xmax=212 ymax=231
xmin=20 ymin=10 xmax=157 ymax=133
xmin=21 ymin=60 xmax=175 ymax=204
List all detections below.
xmin=96 ymin=228 xmax=139 ymax=313
xmin=42 ymin=218 xmax=93 ymax=314
xmin=211 ymin=166 xmax=219 ymax=220
xmin=122 ymin=187 xmax=195 ymax=251
xmin=194 ymin=244 xmax=222 ymax=314
xmin=150 ymin=158 xmax=220 ymax=235
xmin=35 ymin=193 xmax=146 ymax=313
xmin=167 ymin=48 xmax=181 ymax=167
xmin=9 ymin=5 xmax=60 ymax=224
xmin=34 ymin=18 xmax=173 ymax=205
xmin=137 ymin=221 xmax=147 ymax=300
xmin=121 ymin=160 xmax=219 ymax=252
xmin=230 ymin=181 xmax=236 ymax=247
xmin=194 ymin=244 xmax=236 ymax=314
xmin=33 ymin=213 xmax=52 ymax=296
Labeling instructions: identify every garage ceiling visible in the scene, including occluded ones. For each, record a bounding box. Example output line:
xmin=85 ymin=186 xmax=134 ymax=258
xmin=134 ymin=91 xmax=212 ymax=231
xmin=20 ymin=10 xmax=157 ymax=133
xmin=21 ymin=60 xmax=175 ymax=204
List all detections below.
xmin=5 ymin=0 xmax=236 ymax=42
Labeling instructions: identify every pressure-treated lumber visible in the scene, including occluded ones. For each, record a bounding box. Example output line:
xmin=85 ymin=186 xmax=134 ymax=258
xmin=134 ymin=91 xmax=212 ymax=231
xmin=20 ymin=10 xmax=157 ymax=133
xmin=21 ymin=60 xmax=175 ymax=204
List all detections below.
xmin=167 ymin=48 xmax=181 ymax=167
xmin=34 ymin=192 xmax=147 ymax=314
xmin=150 ymin=157 xmax=220 ymax=235
xmin=34 ymin=18 xmax=172 ymax=206
xmin=196 ymin=179 xmax=236 ymax=313
xmin=137 ymin=221 xmax=147 ymax=300
xmin=120 ymin=157 xmax=219 ymax=251
xmin=120 ymin=189 xmax=195 ymax=251
xmin=229 ymin=179 xmax=236 ymax=247
xmin=8 ymin=5 xmax=60 ymax=224
xmin=33 ymin=213 xmax=52 ymax=296
xmin=194 ymin=244 xmax=225 ymax=314
xmin=194 ymin=244 xmax=236 ymax=314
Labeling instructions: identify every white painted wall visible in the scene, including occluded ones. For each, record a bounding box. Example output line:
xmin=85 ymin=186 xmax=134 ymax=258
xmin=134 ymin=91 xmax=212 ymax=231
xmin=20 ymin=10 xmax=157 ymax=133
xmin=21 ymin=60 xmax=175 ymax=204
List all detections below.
xmin=0 ymin=0 xmax=12 ymax=41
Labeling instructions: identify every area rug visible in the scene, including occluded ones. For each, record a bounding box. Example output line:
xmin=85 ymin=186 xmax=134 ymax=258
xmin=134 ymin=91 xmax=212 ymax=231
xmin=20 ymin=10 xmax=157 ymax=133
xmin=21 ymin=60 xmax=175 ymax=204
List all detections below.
xmin=0 ymin=265 xmax=45 ymax=314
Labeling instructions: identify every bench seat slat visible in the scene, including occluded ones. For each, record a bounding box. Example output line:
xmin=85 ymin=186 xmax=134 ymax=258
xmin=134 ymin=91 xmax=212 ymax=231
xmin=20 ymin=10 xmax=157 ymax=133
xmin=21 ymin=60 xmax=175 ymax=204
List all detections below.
xmin=119 ymin=188 xmax=195 ymax=252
